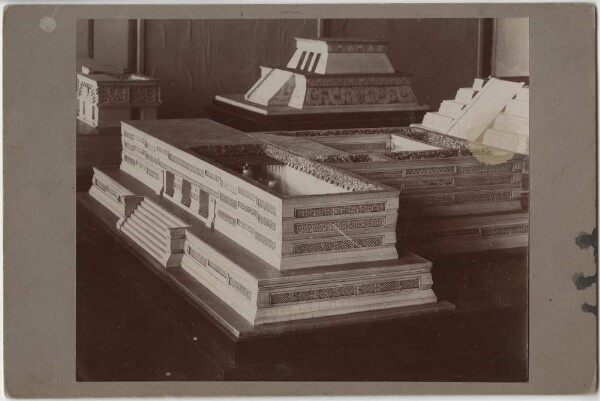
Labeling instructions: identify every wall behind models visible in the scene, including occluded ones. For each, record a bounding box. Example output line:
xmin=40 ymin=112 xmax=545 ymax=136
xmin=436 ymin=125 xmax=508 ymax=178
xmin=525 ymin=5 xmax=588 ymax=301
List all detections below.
xmin=76 ymin=20 xmax=90 ymax=57
xmin=144 ymin=19 xmax=318 ymax=118
xmin=76 ymin=19 xmax=136 ymax=71
xmin=93 ymin=20 xmax=136 ymax=70
xmin=494 ymin=18 xmax=529 ymax=77
xmin=328 ymin=19 xmax=482 ymax=111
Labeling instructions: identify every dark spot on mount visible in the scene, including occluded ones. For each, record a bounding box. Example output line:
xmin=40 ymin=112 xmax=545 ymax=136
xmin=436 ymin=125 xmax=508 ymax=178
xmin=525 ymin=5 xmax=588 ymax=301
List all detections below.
xmin=581 ymin=303 xmax=597 ymax=316
xmin=572 ymin=272 xmax=597 ymax=290
xmin=575 ymin=228 xmax=597 ymax=263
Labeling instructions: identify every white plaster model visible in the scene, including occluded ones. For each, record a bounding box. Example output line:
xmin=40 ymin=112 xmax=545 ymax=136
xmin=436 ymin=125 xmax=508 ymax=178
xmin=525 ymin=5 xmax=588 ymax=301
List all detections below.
xmin=77 ymin=68 xmax=161 ymax=128
xmin=214 ymin=37 xmax=428 ymax=115
xmin=481 ymin=87 xmax=530 ymax=154
xmin=89 ymin=119 xmax=439 ymax=326
xmin=413 ymin=78 xmax=528 ymax=151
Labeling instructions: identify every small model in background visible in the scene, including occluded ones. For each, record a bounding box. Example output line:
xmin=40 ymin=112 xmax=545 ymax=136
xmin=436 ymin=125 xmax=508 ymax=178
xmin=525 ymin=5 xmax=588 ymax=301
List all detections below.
xmin=76 ymin=62 xmax=161 ymax=128
xmin=208 ymin=37 xmax=430 ymax=131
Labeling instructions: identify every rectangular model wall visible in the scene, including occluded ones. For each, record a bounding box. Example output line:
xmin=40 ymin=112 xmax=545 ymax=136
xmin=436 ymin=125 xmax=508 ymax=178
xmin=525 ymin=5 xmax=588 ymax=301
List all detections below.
xmin=118 ymin=123 xmax=401 ymax=270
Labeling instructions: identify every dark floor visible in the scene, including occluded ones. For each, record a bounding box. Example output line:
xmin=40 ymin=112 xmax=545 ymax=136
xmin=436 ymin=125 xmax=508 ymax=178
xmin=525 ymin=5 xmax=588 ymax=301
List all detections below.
xmin=76 ymin=203 xmax=528 ymax=382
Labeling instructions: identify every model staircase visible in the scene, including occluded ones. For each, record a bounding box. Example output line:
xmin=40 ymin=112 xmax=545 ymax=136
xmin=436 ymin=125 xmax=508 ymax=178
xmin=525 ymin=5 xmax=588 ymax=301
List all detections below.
xmin=245 ymin=68 xmax=295 ymax=106
xmin=120 ymin=199 xmax=187 ymax=267
xmin=415 ymin=78 xmax=485 ymax=133
xmin=413 ymin=77 xmax=526 ymax=144
xmin=245 ymin=68 xmax=275 ymax=102
xmin=481 ymin=87 xmax=530 ymax=154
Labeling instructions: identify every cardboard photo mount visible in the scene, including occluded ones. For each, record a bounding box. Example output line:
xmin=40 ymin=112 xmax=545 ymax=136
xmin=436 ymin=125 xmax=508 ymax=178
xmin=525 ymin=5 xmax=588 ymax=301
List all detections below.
xmin=3 ymin=3 xmax=597 ymax=397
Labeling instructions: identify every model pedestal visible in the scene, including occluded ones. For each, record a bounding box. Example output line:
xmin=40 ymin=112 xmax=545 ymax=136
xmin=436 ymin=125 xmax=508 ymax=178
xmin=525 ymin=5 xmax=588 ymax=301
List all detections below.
xmin=208 ymin=37 xmax=429 ymax=132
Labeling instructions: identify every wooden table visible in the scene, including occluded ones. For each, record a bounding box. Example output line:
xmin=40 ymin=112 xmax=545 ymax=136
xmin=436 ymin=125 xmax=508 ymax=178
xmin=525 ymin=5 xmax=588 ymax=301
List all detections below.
xmin=76 ymin=197 xmax=528 ymax=381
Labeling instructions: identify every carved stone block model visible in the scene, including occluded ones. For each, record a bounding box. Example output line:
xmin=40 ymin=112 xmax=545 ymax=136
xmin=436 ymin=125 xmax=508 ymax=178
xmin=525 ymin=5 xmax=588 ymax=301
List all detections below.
xmin=88 ymin=119 xmax=450 ymax=332
xmin=255 ymin=126 xmax=529 ymax=255
xmin=251 ymin=77 xmax=530 ymax=255
xmin=76 ymin=67 xmax=161 ymax=128
xmin=207 ymin=38 xmax=429 ymax=131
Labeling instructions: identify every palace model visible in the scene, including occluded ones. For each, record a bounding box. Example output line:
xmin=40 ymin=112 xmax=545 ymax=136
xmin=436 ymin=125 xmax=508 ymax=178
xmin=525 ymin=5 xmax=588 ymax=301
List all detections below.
xmin=208 ymin=37 xmax=429 ymax=131
xmin=89 ymin=118 xmax=440 ymax=327
xmin=88 ymin=76 xmax=529 ymax=332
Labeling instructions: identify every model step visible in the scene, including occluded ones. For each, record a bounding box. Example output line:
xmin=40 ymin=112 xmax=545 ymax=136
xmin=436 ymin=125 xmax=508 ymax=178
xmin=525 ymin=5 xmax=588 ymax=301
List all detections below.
xmin=516 ymin=87 xmax=529 ymax=101
xmin=121 ymin=225 xmax=165 ymax=260
xmin=446 ymin=79 xmax=524 ymax=142
xmin=482 ymin=128 xmax=529 ymax=154
xmin=126 ymin=215 xmax=168 ymax=245
xmin=123 ymin=219 xmax=166 ymax=253
xmin=245 ymin=69 xmax=294 ymax=106
xmin=135 ymin=206 xmax=172 ymax=231
xmin=421 ymin=112 xmax=455 ymax=132
xmin=140 ymin=200 xmax=186 ymax=227
xmin=245 ymin=68 xmax=275 ymax=100
xmin=130 ymin=208 xmax=170 ymax=236
xmin=493 ymin=112 xmax=529 ymax=136
xmin=455 ymin=88 xmax=477 ymax=104
xmin=122 ymin=223 xmax=166 ymax=258
xmin=438 ymin=100 xmax=466 ymax=118
xmin=135 ymin=206 xmax=172 ymax=232
xmin=504 ymin=99 xmax=529 ymax=118
xmin=142 ymin=199 xmax=187 ymax=226
xmin=472 ymin=78 xmax=485 ymax=91
xmin=123 ymin=220 xmax=167 ymax=252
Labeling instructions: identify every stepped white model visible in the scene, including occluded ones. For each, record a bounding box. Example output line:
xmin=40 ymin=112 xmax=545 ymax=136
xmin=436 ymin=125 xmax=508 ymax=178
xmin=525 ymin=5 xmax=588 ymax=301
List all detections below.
xmin=215 ymin=37 xmax=426 ymax=113
xmin=120 ymin=199 xmax=189 ymax=267
xmin=481 ymin=87 xmax=530 ymax=154
xmin=412 ymin=77 xmax=529 ymax=155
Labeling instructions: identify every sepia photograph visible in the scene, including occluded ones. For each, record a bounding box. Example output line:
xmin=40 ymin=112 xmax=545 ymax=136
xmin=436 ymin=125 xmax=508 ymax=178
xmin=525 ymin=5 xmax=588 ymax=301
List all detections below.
xmin=3 ymin=3 xmax=596 ymax=397
xmin=76 ymin=17 xmax=530 ymax=381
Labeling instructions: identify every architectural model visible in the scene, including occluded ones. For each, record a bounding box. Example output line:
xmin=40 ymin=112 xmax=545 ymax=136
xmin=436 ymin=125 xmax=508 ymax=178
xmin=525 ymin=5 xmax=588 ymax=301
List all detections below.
xmin=77 ymin=68 xmax=161 ymax=128
xmin=89 ymin=119 xmax=444 ymax=328
xmin=208 ymin=37 xmax=429 ymax=131
xmin=414 ymin=77 xmax=530 ymax=155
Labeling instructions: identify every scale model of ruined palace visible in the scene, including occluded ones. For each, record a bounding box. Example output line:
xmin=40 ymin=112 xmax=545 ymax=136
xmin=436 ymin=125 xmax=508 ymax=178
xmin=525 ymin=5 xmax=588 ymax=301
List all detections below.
xmin=89 ymin=119 xmax=444 ymax=328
